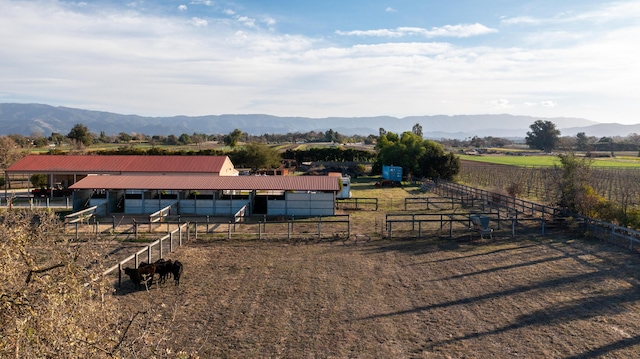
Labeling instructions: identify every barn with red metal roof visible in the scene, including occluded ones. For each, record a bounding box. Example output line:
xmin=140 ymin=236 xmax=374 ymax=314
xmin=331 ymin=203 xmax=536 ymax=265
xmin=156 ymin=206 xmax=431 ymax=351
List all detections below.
xmin=6 ymin=155 xmax=340 ymax=217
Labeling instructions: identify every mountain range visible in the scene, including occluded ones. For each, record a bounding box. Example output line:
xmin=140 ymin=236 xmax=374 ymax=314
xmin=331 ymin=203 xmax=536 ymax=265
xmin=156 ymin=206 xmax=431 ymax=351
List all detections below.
xmin=1 ymin=103 xmax=639 ymax=140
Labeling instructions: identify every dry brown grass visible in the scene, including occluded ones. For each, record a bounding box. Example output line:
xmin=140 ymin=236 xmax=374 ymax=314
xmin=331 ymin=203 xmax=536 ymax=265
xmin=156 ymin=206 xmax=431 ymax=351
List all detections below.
xmin=113 ymin=234 xmax=640 ymax=358
xmin=101 ymin=180 xmax=640 ymax=357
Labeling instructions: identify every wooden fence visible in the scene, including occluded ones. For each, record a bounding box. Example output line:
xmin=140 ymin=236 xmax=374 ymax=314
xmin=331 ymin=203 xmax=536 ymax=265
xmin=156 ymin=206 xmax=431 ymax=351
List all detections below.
xmin=102 ymin=222 xmax=190 ymax=287
xmin=430 ymin=180 xmax=640 ymax=254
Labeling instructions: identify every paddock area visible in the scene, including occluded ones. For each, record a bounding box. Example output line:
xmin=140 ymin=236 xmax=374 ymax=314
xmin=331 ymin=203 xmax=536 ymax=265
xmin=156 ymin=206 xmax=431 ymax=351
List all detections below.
xmin=115 ymin=234 xmax=640 ymax=358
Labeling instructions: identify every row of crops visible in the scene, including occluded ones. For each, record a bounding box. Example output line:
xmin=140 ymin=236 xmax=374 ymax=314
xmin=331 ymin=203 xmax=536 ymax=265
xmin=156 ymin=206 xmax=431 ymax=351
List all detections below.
xmin=458 ymin=162 xmax=640 ymax=208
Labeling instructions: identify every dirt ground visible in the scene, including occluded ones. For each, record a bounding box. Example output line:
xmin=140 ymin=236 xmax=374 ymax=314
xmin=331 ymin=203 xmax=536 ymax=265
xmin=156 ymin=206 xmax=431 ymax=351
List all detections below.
xmin=114 ymin=233 xmax=640 ymax=358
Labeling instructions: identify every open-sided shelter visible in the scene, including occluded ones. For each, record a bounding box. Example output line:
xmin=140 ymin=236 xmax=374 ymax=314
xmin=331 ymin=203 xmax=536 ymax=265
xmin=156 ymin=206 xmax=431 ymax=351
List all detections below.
xmin=6 ymin=154 xmax=340 ymax=217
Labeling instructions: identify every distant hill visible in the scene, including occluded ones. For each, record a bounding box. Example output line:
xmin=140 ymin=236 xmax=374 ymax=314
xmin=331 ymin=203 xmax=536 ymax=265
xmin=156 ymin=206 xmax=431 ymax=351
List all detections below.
xmin=1 ymin=102 xmax=634 ymax=140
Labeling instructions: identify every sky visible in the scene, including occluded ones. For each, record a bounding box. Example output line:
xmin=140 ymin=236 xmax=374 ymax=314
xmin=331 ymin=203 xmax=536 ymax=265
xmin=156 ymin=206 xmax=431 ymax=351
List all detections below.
xmin=1 ymin=0 xmax=639 ymax=124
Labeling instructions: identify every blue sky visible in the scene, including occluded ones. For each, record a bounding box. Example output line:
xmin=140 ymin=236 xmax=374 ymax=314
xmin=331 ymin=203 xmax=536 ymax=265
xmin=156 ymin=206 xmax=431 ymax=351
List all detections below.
xmin=1 ymin=0 xmax=639 ymax=124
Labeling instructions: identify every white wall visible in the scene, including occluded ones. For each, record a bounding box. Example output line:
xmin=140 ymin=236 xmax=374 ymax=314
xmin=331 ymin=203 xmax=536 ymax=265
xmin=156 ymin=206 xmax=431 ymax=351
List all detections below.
xmin=268 ymin=192 xmax=335 ymax=216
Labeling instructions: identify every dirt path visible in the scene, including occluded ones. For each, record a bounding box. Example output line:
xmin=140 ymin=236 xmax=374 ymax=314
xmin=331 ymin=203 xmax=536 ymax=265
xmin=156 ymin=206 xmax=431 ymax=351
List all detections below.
xmin=115 ymin=235 xmax=640 ymax=358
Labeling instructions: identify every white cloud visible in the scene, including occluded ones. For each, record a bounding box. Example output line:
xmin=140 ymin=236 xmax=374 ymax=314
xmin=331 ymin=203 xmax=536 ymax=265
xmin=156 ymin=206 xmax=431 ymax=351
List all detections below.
xmin=502 ymin=1 xmax=640 ymax=26
xmin=385 ymin=7 xmax=397 ymax=13
xmin=178 ymin=4 xmax=187 ymax=11
xmin=190 ymin=17 xmax=208 ymax=27
xmin=487 ymin=99 xmax=513 ymax=109
xmin=223 ymin=9 xmax=235 ymax=16
xmin=237 ymin=16 xmax=256 ymax=28
xmin=263 ymin=16 xmax=276 ymax=27
xmin=336 ymin=23 xmax=497 ymax=38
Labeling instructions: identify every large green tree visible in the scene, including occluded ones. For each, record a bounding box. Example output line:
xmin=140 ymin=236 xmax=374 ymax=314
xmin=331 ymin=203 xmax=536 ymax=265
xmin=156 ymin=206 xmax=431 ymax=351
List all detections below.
xmin=67 ymin=123 xmax=93 ymax=146
xmin=375 ymin=131 xmax=460 ymax=180
xmin=525 ymin=120 xmax=560 ymax=152
xmin=231 ymin=143 xmax=282 ymax=169
xmin=224 ymin=129 xmax=244 ymax=148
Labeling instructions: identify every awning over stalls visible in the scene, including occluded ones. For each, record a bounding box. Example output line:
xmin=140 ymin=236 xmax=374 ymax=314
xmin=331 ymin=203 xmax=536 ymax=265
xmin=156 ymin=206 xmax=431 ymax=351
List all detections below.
xmin=69 ymin=174 xmax=341 ymax=192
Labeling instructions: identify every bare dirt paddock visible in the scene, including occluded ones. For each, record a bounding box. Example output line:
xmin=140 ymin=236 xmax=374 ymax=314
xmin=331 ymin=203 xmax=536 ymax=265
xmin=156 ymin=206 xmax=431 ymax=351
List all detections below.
xmin=116 ymin=234 xmax=640 ymax=358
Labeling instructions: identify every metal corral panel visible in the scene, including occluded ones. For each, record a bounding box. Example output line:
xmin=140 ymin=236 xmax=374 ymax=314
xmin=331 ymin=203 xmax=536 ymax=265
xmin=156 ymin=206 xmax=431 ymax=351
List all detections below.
xmin=269 ymin=192 xmax=335 ymax=216
xmin=89 ymin=198 xmax=108 ymax=216
xmin=179 ymin=199 xmax=249 ymax=216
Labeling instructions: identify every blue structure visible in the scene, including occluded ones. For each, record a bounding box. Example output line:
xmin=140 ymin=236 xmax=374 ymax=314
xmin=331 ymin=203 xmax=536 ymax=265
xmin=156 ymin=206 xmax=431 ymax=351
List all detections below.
xmin=382 ymin=165 xmax=403 ymax=182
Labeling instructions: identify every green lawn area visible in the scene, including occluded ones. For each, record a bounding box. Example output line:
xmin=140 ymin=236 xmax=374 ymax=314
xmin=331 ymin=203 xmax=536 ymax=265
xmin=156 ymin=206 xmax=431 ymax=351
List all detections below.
xmin=459 ymin=154 xmax=640 ymax=167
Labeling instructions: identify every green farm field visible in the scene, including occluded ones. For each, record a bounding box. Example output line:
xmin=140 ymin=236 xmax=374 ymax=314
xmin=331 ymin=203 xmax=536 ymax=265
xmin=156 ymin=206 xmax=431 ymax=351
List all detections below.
xmin=459 ymin=153 xmax=640 ymax=168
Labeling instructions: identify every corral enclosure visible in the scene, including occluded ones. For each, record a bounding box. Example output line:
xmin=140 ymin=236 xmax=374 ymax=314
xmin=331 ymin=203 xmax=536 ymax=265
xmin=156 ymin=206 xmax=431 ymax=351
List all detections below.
xmin=118 ymin=235 xmax=640 ymax=358
xmin=100 ymin=178 xmax=640 ymax=357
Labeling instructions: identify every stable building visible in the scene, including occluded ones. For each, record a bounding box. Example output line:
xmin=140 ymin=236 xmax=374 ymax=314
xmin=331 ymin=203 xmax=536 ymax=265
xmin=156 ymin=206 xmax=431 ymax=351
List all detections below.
xmin=6 ymin=154 xmax=340 ymax=217
xmin=70 ymin=174 xmax=340 ymax=217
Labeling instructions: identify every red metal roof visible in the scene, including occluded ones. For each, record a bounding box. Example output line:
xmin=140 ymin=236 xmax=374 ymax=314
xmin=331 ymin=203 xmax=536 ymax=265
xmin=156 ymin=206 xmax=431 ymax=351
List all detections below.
xmin=70 ymin=175 xmax=341 ymax=191
xmin=6 ymin=155 xmax=231 ymax=174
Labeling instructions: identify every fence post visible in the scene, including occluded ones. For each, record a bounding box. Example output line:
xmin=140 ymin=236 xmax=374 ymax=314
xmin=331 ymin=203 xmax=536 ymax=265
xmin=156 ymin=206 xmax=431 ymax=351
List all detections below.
xmin=347 ymin=215 xmax=351 ymax=237
xmin=147 ymin=245 xmax=151 ymax=264
xmin=180 ymin=223 xmax=189 ymax=246
xmin=388 ymin=222 xmax=392 ymax=239
xmin=318 ymin=216 xmax=322 ymax=240
xmin=206 ymin=215 xmax=210 ymax=233
xmin=418 ymin=221 xmax=422 ymax=238
xmin=288 ymin=220 xmax=291 ymax=240
xmin=113 ymin=215 xmax=116 ymax=231
xmin=134 ymin=220 xmax=138 ymax=240
xmin=118 ymin=263 xmax=122 ymax=288
xmin=228 ymin=221 xmax=231 ymax=240
xmin=167 ymin=221 xmax=170 ymax=234
xmin=75 ymin=222 xmax=79 ymax=241
xmin=160 ymin=235 xmax=164 ymax=259
xmin=194 ymin=223 xmax=198 ymax=240
xmin=258 ymin=221 xmax=262 ymax=240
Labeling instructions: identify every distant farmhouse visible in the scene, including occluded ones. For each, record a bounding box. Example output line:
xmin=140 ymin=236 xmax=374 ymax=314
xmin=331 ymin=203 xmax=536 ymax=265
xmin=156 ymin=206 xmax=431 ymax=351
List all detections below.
xmin=5 ymin=155 xmax=340 ymax=217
